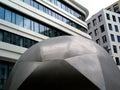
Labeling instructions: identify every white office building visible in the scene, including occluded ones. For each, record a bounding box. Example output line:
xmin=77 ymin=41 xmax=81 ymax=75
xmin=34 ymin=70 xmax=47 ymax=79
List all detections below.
xmin=0 ymin=0 xmax=90 ymax=89
xmin=87 ymin=9 xmax=120 ymax=67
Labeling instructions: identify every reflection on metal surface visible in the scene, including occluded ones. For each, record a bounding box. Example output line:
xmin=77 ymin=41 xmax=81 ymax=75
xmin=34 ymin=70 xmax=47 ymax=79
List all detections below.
xmin=5 ymin=36 xmax=120 ymax=90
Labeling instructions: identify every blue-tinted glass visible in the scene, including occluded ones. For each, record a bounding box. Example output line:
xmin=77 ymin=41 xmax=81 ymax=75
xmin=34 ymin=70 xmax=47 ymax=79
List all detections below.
xmin=117 ymin=36 xmax=120 ymax=42
xmin=108 ymin=23 xmax=112 ymax=30
xmin=0 ymin=6 xmax=5 ymax=19
xmin=24 ymin=17 xmax=31 ymax=30
xmin=24 ymin=0 xmax=31 ymax=5
xmin=11 ymin=12 xmax=16 ymax=24
xmin=31 ymin=21 xmax=34 ymax=31
xmin=111 ymin=34 xmax=115 ymax=41
xmin=115 ymin=25 xmax=119 ymax=32
xmin=16 ymin=14 xmax=23 ymax=27
xmin=38 ymin=4 xmax=44 ymax=11
xmin=5 ymin=9 xmax=12 ymax=22
xmin=0 ymin=30 xmax=3 ymax=41
xmin=34 ymin=22 xmax=39 ymax=33
xmin=40 ymin=24 xmax=45 ymax=34
xmin=34 ymin=1 xmax=39 ymax=9
xmin=57 ymin=0 xmax=61 ymax=8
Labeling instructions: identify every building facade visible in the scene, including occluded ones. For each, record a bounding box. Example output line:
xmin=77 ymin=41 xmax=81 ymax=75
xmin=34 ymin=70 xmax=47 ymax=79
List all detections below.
xmin=87 ymin=9 xmax=120 ymax=67
xmin=106 ymin=0 xmax=120 ymax=13
xmin=0 ymin=0 xmax=90 ymax=89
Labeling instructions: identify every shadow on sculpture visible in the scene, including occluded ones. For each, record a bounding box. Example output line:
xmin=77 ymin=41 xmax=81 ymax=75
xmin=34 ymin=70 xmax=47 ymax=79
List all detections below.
xmin=4 ymin=36 xmax=120 ymax=90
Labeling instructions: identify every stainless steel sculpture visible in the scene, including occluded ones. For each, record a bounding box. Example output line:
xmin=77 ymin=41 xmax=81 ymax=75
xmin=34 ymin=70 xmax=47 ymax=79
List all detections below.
xmin=5 ymin=36 xmax=120 ymax=90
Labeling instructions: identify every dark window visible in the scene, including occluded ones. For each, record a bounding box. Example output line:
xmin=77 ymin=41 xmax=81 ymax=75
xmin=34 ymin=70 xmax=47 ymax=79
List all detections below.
xmin=117 ymin=35 xmax=120 ymax=42
xmin=111 ymin=34 xmax=115 ymax=41
xmin=108 ymin=23 xmax=112 ymax=30
xmin=102 ymin=35 xmax=107 ymax=43
xmin=115 ymin=57 xmax=120 ymax=65
xmin=100 ymin=25 xmax=105 ymax=32
xmin=96 ymin=39 xmax=100 ymax=45
xmin=92 ymin=19 xmax=97 ymax=26
xmin=114 ymin=25 xmax=119 ymax=32
xmin=94 ymin=29 xmax=98 ymax=36
xmin=87 ymin=23 xmax=91 ymax=29
xmin=0 ymin=6 xmax=5 ymax=19
xmin=0 ymin=30 xmax=3 ymax=41
xmin=98 ymin=15 xmax=102 ymax=22
xmin=106 ymin=13 xmax=110 ymax=20
xmin=118 ymin=17 xmax=120 ymax=23
xmin=0 ymin=29 xmax=38 ymax=48
xmin=113 ymin=45 xmax=117 ymax=53
xmin=89 ymin=32 xmax=92 ymax=38
xmin=112 ymin=15 xmax=116 ymax=22
xmin=113 ymin=4 xmax=119 ymax=13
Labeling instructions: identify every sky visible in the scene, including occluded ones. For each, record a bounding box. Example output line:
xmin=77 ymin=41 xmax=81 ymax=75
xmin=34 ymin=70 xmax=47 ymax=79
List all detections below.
xmin=76 ymin=0 xmax=118 ymax=19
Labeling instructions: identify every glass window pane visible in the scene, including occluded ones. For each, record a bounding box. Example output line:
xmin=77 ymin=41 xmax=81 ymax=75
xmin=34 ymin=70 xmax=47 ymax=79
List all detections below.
xmin=16 ymin=14 xmax=23 ymax=27
xmin=115 ymin=25 xmax=119 ymax=32
xmin=40 ymin=24 xmax=45 ymax=34
xmin=20 ymin=37 xmax=24 ymax=47
xmin=11 ymin=12 xmax=16 ymax=24
xmin=111 ymin=34 xmax=115 ymax=41
xmin=38 ymin=4 xmax=44 ymax=11
xmin=0 ymin=6 xmax=5 ymax=19
xmin=24 ymin=0 xmax=31 ymax=5
xmin=24 ymin=17 xmax=31 ymax=30
xmin=4 ymin=32 xmax=11 ymax=43
xmin=0 ymin=30 xmax=3 ymax=41
xmin=5 ymin=9 xmax=12 ymax=22
xmin=34 ymin=22 xmax=39 ymax=33
xmin=31 ymin=21 xmax=34 ymax=31
xmin=34 ymin=1 xmax=39 ymax=9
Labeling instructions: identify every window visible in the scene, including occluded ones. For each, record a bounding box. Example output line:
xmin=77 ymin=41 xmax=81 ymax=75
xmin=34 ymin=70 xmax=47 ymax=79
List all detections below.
xmin=11 ymin=12 xmax=16 ymax=24
xmin=107 ymin=7 xmax=111 ymax=11
xmin=87 ymin=23 xmax=91 ymax=29
xmin=96 ymin=39 xmax=100 ymax=45
xmin=117 ymin=35 xmax=120 ymax=42
xmin=24 ymin=0 xmax=31 ymax=5
xmin=94 ymin=29 xmax=98 ymax=36
xmin=108 ymin=23 xmax=112 ymax=30
xmin=102 ymin=35 xmax=107 ymax=43
xmin=5 ymin=9 xmax=12 ymax=22
xmin=100 ymin=25 xmax=105 ymax=32
xmin=113 ymin=45 xmax=117 ymax=53
xmin=114 ymin=25 xmax=119 ymax=32
xmin=0 ymin=30 xmax=3 ymax=41
xmin=115 ymin=57 xmax=120 ymax=65
xmin=34 ymin=22 xmax=39 ymax=33
xmin=92 ymin=19 xmax=97 ymax=26
xmin=16 ymin=14 xmax=23 ymax=27
xmin=118 ymin=17 xmax=120 ymax=23
xmin=113 ymin=4 xmax=119 ymax=13
xmin=111 ymin=34 xmax=115 ymax=41
xmin=112 ymin=15 xmax=116 ymax=22
xmin=89 ymin=32 xmax=92 ymax=38
xmin=98 ymin=15 xmax=102 ymax=22
xmin=106 ymin=13 xmax=110 ymax=20
xmin=0 ymin=6 xmax=5 ymax=19
xmin=24 ymin=17 xmax=31 ymax=30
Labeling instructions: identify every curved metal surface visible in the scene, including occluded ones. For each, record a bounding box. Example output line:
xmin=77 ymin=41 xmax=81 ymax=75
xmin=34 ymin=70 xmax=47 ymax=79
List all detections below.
xmin=4 ymin=36 xmax=120 ymax=90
